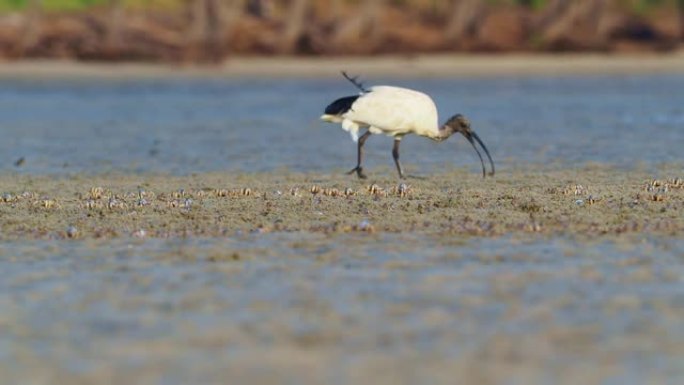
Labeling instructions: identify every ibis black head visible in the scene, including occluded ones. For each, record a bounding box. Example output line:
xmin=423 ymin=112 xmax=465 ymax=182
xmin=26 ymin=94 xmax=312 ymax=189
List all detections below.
xmin=444 ymin=114 xmax=471 ymax=132
xmin=444 ymin=114 xmax=495 ymax=178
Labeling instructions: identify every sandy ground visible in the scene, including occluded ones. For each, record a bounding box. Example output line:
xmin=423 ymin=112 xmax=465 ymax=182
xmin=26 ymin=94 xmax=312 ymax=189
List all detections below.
xmin=0 ymin=166 xmax=682 ymax=240
xmin=1 ymin=53 xmax=684 ymax=79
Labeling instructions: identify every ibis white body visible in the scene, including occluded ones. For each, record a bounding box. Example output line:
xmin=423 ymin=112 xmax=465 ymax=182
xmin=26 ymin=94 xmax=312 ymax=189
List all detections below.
xmin=320 ymin=86 xmax=441 ymax=142
xmin=320 ymin=73 xmax=495 ymax=179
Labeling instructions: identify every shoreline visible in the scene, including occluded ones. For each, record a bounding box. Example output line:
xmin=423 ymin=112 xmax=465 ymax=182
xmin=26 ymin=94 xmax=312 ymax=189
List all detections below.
xmin=1 ymin=52 xmax=684 ymax=79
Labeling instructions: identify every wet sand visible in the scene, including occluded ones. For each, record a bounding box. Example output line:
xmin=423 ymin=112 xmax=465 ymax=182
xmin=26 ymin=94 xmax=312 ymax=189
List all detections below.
xmin=2 ymin=52 xmax=684 ymax=79
xmin=1 ymin=166 xmax=682 ymax=240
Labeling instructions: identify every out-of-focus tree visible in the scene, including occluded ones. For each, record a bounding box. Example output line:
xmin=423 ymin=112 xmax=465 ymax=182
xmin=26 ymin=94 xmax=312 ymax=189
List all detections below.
xmin=19 ymin=0 xmax=42 ymax=55
xmin=280 ymin=0 xmax=309 ymax=54
xmin=445 ymin=0 xmax=483 ymax=42
xmin=188 ymin=0 xmax=236 ymax=61
xmin=331 ymin=0 xmax=385 ymax=53
xmin=246 ymin=0 xmax=273 ymax=18
xmin=536 ymin=0 xmax=613 ymax=47
xmin=679 ymin=0 xmax=684 ymax=39
xmin=106 ymin=0 xmax=123 ymax=52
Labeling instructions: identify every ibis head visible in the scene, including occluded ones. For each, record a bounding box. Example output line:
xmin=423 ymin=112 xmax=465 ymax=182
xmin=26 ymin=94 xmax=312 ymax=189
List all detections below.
xmin=442 ymin=114 xmax=495 ymax=178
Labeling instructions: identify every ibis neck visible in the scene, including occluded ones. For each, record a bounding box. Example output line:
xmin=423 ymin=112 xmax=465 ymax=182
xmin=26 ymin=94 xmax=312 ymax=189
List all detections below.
xmin=433 ymin=125 xmax=456 ymax=142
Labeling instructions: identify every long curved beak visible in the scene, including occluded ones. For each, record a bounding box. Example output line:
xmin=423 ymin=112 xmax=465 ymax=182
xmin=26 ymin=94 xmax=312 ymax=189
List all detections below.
xmin=463 ymin=131 xmax=495 ymax=178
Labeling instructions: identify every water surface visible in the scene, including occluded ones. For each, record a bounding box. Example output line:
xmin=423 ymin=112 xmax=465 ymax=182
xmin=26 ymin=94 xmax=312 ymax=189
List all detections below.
xmin=1 ymin=74 xmax=682 ymax=174
xmin=1 ymin=235 xmax=683 ymax=384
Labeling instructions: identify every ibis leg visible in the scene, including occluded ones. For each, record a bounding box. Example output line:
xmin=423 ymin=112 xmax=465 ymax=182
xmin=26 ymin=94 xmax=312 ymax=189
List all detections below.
xmin=392 ymin=139 xmax=405 ymax=179
xmin=347 ymin=131 xmax=371 ymax=179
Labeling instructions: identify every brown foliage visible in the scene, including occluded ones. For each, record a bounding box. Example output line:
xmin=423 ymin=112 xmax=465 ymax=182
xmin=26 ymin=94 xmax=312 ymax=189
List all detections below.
xmin=0 ymin=0 xmax=680 ymax=62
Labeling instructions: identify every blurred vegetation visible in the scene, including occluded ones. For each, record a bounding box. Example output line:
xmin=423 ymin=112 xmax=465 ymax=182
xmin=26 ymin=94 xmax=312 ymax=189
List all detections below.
xmin=0 ymin=0 xmax=679 ymax=12
xmin=0 ymin=0 xmax=182 ymax=12
xmin=0 ymin=0 xmax=680 ymax=61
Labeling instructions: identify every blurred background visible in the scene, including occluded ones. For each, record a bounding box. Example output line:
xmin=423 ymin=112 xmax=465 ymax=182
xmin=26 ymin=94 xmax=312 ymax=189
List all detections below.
xmin=0 ymin=0 xmax=682 ymax=62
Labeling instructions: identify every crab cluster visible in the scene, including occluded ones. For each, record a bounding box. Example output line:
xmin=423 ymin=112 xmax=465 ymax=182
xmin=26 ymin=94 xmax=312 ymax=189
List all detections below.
xmin=214 ymin=188 xmax=252 ymax=197
xmin=642 ymin=178 xmax=683 ymax=202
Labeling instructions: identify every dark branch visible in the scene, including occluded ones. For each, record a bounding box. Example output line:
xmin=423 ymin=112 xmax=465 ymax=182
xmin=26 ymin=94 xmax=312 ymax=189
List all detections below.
xmin=341 ymin=71 xmax=370 ymax=93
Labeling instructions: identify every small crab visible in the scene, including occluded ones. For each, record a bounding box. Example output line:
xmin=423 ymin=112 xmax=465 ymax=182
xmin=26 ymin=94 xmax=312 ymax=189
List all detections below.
xmin=89 ymin=186 xmax=105 ymax=200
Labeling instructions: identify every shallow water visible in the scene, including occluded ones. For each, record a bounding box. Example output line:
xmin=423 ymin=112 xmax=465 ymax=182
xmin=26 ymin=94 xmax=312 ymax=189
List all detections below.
xmin=0 ymin=235 xmax=683 ymax=384
xmin=0 ymin=74 xmax=683 ymax=174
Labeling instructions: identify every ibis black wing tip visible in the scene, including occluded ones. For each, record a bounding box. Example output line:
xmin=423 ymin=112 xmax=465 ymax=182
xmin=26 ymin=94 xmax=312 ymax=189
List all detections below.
xmin=341 ymin=71 xmax=370 ymax=93
xmin=324 ymin=95 xmax=360 ymax=115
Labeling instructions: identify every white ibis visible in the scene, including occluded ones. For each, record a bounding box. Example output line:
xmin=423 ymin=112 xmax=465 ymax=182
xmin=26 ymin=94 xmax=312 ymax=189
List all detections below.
xmin=320 ymin=72 xmax=495 ymax=179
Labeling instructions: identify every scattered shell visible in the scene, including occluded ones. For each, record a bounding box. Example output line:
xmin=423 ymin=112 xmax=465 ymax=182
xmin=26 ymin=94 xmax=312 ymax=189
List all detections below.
xmin=251 ymin=227 xmax=269 ymax=234
xmin=132 ymin=229 xmax=146 ymax=238
xmin=356 ymin=219 xmax=375 ymax=233
xmin=22 ymin=191 xmax=36 ymax=200
xmin=527 ymin=223 xmax=542 ymax=232
xmin=66 ymin=225 xmax=78 ymax=238
xmin=35 ymin=199 xmax=58 ymax=209
xmin=369 ymin=185 xmax=387 ymax=197
xmin=84 ymin=199 xmax=102 ymax=210
xmin=395 ymin=183 xmax=410 ymax=197
xmin=108 ymin=198 xmax=127 ymax=210
xmin=367 ymin=184 xmax=381 ymax=194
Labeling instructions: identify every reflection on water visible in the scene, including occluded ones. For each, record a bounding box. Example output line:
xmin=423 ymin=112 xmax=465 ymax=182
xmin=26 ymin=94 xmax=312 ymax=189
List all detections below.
xmin=0 ymin=74 xmax=682 ymax=174
xmin=0 ymin=235 xmax=683 ymax=383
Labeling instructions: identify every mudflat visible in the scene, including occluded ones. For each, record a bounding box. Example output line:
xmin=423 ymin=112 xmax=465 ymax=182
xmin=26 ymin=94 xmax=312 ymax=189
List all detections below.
xmin=1 ymin=166 xmax=682 ymax=240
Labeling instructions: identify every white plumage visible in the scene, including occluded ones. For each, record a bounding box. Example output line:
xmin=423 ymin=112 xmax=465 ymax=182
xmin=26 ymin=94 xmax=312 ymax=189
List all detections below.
xmin=321 ymin=73 xmax=495 ymax=179
xmin=321 ymin=86 xmax=440 ymax=142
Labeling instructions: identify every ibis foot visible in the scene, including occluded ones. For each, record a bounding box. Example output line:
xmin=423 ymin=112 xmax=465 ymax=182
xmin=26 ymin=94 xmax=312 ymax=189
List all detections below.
xmin=346 ymin=166 xmax=367 ymax=179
